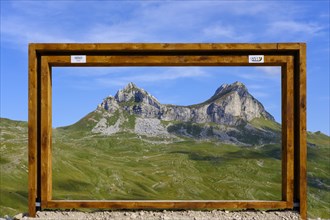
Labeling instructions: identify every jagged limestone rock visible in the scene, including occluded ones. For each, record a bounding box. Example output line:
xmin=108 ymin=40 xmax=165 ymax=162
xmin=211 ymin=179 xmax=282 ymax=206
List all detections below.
xmin=92 ymin=117 xmax=121 ymax=135
xmin=134 ymin=118 xmax=169 ymax=137
xmin=98 ymin=96 xmax=120 ymax=114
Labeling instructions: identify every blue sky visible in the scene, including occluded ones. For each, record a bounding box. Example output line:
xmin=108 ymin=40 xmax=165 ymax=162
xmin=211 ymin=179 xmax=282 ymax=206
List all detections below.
xmin=1 ymin=1 xmax=329 ymax=135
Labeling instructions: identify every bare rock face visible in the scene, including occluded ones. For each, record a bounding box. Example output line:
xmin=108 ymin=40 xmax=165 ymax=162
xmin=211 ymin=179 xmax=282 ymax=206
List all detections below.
xmin=92 ymin=117 xmax=121 ymax=135
xmin=98 ymin=82 xmax=161 ymax=118
xmin=114 ymin=82 xmax=160 ymax=106
xmin=97 ymin=96 xmax=119 ymax=114
xmin=198 ymin=82 xmax=274 ymax=125
xmin=134 ymin=118 xmax=169 ymax=137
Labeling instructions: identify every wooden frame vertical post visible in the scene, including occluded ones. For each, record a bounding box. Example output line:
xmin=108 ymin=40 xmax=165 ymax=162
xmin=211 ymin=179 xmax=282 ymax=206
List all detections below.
xmin=28 ymin=44 xmax=37 ymax=217
xmin=28 ymin=43 xmax=306 ymax=219
xmin=40 ymin=56 xmax=52 ymax=208
xmin=281 ymin=56 xmax=294 ymax=207
xmin=296 ymin=44 xmax=307 ymax=220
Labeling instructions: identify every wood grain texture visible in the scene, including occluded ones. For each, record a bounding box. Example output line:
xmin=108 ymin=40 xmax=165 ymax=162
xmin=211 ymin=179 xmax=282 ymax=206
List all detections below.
xmin=298 ymin=43 xmax=307 ymax=220
xmin=281 ymin=56 xmax=294 ymax=208
xmin=48 ymin=67 xmax=53 ymax=201
xmin=47 ymin=55 xmax=288 ymax=67
xmin=30 ymin=43 xmax=306 ymax=52
xmin=46 ymin=200 xmax=290 ymax=209
xmin=277 ymin=43 xmax=302 ymax=50
xmin=40 ymin=57 xmax=52 ymax=207
xmin=31 ymin=43 xmax=280 ymax=52
xmin=28 ymin=44 xmax=37 ymax=217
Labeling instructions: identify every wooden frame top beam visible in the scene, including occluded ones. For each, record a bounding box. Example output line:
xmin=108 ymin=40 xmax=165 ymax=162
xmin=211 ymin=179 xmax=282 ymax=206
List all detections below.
xmin=29 ymin=43 xmax=305 ymax=53
xmin=45 ymin=55 xmax=292 ymax=67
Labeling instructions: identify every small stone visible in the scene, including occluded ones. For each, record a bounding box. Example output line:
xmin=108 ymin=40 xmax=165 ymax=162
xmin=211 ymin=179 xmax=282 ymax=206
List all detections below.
xmin=13 ymin=213 xmax=24 ymax=220
xmin=9 ymin=210 xmax=303 ymax=219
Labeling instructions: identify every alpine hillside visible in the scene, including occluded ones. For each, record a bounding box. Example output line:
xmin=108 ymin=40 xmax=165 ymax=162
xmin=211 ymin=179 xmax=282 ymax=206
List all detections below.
xmin=1 ymin=83 xmax=329 ymax=219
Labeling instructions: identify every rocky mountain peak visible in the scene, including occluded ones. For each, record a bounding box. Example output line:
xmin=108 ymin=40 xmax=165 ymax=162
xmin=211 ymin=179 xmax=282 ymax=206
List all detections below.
xmin=213 ymin=81 xmax=248 ymax=98
xmin=115 ymin=82 xmax=141 ymax=101
xmin=124 ymin=82 xmax=138 ymax=91
xmin=96 ymin=83 xmax=161 ymax=117
xmin=114 ymin=82 xmax=157 ymax=104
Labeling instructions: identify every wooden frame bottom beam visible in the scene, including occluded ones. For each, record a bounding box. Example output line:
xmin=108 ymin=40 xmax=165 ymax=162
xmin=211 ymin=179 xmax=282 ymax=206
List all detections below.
xmin=46 ymin=200 xmax=290 ymax=210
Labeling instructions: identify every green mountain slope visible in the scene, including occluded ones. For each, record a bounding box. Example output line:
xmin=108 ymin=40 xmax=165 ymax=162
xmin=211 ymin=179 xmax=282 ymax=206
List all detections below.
xmin=306 ymin=131 xmax=330 ymax=217
xmin=0 ymin=118 xmax=28 ymax=216
xmin=0 ymin=117 xmax=329 ymax=218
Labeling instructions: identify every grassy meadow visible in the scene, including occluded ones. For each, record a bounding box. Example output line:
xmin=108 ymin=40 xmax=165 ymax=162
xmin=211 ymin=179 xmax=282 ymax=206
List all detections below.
xmin=0 ymin=118 xmax=329 ymax=218
xmin=52 ymin=129 xmax=282 ymax=201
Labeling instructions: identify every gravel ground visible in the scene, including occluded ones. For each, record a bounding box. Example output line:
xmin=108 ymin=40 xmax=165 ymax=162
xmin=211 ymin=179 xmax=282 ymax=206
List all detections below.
xmin=5 ymin=210 xmax=303 ymax=220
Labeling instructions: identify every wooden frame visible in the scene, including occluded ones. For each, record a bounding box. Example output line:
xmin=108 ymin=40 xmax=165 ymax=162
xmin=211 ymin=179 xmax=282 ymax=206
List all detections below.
xmin=28 ymin=43 xmax=307 ymax=219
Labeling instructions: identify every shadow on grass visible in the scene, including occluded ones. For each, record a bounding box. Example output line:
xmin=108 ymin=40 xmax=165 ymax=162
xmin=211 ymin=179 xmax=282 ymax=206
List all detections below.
xmin=307 ymin=176 xmax=330 ymax=191
xmin=14 ymin=190 xmax=28 ymax=199
xmin=54 ymin=179 xmax=92 ymax=192
xmin=170 ymin=147 xmax=281 ymax=165
xmin=170 ymin=151 xmax=222 ymax=164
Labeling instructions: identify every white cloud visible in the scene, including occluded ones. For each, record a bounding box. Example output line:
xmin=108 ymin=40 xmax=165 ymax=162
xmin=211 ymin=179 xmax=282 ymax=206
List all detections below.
xmin=270 ymin=20 xmax=323 ymax=35
xmin=202 ymin=24 xmax=253 ymax=42
xmin=1 ymin=20 xmax=75 ymax=45
xmin=246 ymin=83 xmax=280 ymax=100
xmin=55 ymin=67 xmax=125 ymax=77
xmin=255 ymin=67 xmax=281 ymax=77
xmin=9 ymin=1 xmax=72 ymax=16
xmin=2 ymin=1 xmax=326 ymax=50
xmin=1 ymin=10 xmax=75 ymax=47
xmin=266 ymin=20 xmax=324 ymax=38
xmin=84 ymin=23 xmax=149 ymax=43
xmin=234 ymin=67 xmax=281 ymax=82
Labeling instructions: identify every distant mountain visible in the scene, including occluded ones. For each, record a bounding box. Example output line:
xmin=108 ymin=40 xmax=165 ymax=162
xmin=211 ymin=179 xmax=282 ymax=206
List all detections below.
xmin=100 ymin=81 xmax=274 ymax=124
xmin=64 ymin=82 xmax=279 ymax=146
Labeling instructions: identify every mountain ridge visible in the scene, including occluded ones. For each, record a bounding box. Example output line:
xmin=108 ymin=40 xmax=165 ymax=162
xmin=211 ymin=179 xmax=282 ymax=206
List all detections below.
xmin=98 ymin=81 xmax=274 ymax=124
xmin=67 ymin=82 xmax=280 ymax=146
